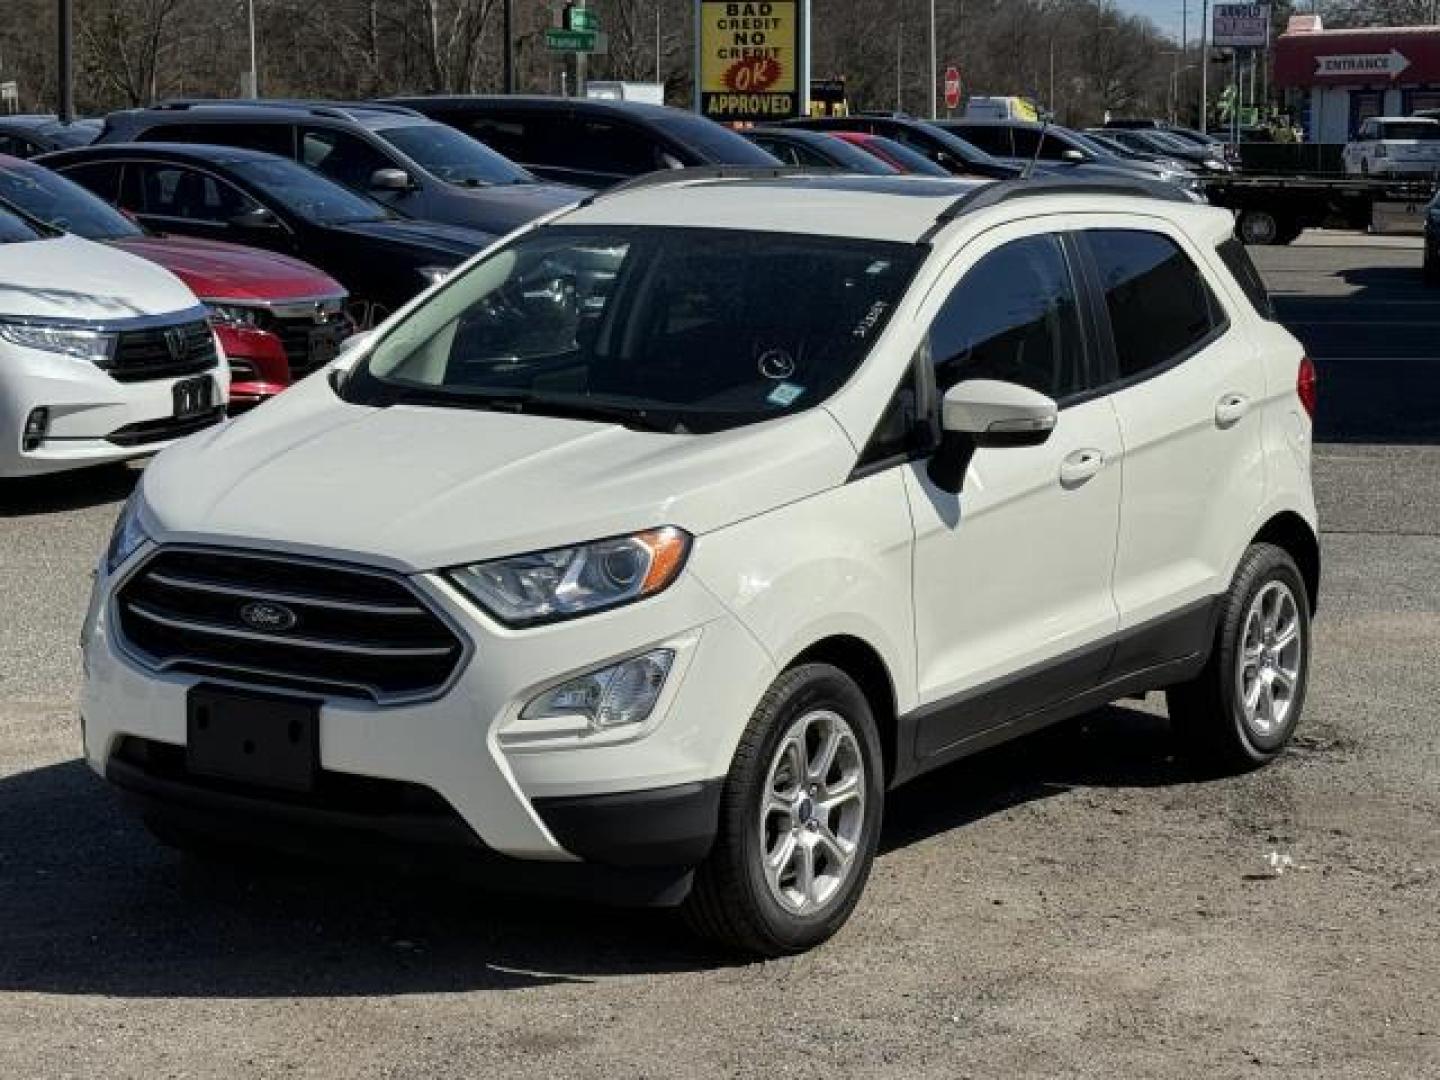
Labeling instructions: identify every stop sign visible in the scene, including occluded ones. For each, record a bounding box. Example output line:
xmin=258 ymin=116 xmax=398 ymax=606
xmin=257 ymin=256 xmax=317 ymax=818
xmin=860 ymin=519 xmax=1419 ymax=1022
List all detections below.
xmin=943 ymin=66 xmax=962 ymax=111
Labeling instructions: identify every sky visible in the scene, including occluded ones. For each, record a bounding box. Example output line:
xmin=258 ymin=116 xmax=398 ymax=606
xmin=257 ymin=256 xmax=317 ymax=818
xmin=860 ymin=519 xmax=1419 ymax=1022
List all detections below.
xmin=1115 ymin=0 xmax=1192 ymax=42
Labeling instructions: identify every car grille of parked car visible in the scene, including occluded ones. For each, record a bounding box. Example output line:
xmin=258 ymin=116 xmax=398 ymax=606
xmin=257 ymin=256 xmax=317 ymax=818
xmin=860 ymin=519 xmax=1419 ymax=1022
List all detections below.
xmin=106 ymin=408 xmax=226 ymax=447
xmin=264 ymin=300 xmax=348 ymax=380
xmin=102 ymin=320 xmax=217 ymax=383
xmin=114 ymin=549 xmax=468 ymax=703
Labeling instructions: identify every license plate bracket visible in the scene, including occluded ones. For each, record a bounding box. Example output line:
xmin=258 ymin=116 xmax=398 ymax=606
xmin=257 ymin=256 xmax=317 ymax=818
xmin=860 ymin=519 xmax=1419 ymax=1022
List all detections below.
xmin=186 ymin=685 xmax=319 ymax=792
xmin=172 ymin=375 xmax=215 ymax=419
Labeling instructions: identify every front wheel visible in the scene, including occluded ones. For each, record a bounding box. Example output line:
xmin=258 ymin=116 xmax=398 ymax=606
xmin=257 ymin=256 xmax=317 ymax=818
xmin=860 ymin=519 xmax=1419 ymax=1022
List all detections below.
xmin=1168 ymin=544 xmax=1312 ymax=772
xmin=1237 ymin=208 xmax=1280 ymax=245
xmin=683 ymin=663 xmax=884 ymax=957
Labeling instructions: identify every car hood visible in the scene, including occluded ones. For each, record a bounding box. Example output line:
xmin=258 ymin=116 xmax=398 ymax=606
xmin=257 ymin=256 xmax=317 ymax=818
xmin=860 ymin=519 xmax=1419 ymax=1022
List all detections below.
xmin=447 ymin=181 xmax=585 ymax=230
xmin=330 ymin=217 xmax=495 ymax=261
xmin=0 ymin=233 xmax=198 ymax=322
xmin=139 ymin=373 xmax=856 ymax=572
xmin=109 ymin=235 xmax=344 ymax=303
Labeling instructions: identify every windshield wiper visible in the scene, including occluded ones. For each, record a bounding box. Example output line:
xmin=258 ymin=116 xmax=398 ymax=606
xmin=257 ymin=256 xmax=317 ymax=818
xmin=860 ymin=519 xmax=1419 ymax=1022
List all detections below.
xmin=382 ymin=384 xmax=682 ymax=433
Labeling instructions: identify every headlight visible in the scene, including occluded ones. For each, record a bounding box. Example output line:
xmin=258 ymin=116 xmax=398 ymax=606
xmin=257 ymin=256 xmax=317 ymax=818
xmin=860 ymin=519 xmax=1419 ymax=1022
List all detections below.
xmin=0 ymin=321 xmax=116 ymax=364
xmin=207 ymin=303 xmax=263 ymax=329
xmin=522 ymin=649 xmax=675 ymax=730
xmin=448 ymin=527 xmax=691 ymax=627
xmin=1203 ymin=159 xmax=1229 ymax=172
xmin=417 ymin=265 xmax=454 ymax=287
xmin=105 ymin=493 xmax=150 ymax=574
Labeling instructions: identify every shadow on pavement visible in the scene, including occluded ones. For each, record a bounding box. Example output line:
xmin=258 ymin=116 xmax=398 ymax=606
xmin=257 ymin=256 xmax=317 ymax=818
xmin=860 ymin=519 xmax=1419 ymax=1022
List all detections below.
xmin=0 ymin=703 xmax=1185 ymax=997
xmin=0 ymin=463 xmax=138 ymax=518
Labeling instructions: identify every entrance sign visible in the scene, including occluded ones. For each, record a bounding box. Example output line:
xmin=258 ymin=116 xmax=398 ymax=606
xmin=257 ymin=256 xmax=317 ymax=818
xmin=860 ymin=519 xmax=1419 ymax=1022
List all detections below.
xmin=1315 ymin=50 xmax=1411 ymax=80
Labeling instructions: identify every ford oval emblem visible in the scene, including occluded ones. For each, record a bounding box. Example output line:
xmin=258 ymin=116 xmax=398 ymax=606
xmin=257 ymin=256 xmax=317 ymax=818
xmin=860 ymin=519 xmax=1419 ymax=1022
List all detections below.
xmin=240 ymin=601 xmax=298 ymax=632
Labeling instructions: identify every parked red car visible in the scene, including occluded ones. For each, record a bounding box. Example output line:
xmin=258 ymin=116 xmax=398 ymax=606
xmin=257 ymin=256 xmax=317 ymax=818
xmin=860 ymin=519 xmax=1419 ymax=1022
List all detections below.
xmin=828 ymin=132 xmax=954 ymax=177
xmin=0 ymin=155 xmax=348 ymax=409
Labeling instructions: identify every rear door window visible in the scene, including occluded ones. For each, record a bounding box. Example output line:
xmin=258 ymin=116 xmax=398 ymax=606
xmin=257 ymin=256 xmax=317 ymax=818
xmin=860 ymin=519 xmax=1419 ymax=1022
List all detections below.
xmin=55 ymin=160 xmax=123 ymax=204
xmin=133 ymin=162 xmax=261 ymax=223
xmin=1082 ymin=229 xmax=1224 ymax=380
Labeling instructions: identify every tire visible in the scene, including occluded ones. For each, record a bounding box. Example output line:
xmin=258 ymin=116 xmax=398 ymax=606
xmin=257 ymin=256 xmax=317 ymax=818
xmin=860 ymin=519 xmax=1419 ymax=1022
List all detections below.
xmin=683 ymin=663 xmax=885 ymax=957
xmin=1274 ymin=219 xmax=1304 ymax=245
xmin=1237 ymin=208 xmax=1280 ymax=245
xmin=1167 ymin=544 xmax=1312 ymax=773
xmin=1425 ymin=251 xmax=1440 ymax=286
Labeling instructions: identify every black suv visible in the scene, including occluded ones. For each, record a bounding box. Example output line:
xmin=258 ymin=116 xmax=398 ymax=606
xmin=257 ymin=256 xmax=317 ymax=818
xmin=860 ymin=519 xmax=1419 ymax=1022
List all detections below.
xmin=0 ymin=115 xmax=100 ymax=158
xmin=381 ymin=96 xmax=780 ymax=190
xmin=40 ymin=142 xmax=494 ymax=327
xmin=96 ymin=101 xmax=582 ymax=233
xmin=781 ymin=115 xmax=1018 ymax=179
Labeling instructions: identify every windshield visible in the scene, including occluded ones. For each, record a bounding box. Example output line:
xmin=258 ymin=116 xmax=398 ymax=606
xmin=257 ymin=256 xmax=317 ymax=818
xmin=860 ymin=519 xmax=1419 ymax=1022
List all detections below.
xmin=0 ymin=161 xmax=141 ymax=241
xmin=345 ymin=225 xmax=923 ymax=434
xmin=1144 ymin=131 xmax=1195 ymax=153
xmin=1067 ymin=131 xmax=1119 ymax=157
xmin=0 ymin=205 xmax=44 ymax=243
xmin=1380 ymin=122 xmax=1440 ymax=141
xmin=922 ymin=124 xmax=1003 ymax=167
xmin=866 ymin=136 xmax=952 ymax=176
xmin=657 ymin=115 xmax=780 ymax=165
xmin=378 ymin=124 xmax=536 ymax=185
xmin=229 ymin=158 xmax=391 ymax=224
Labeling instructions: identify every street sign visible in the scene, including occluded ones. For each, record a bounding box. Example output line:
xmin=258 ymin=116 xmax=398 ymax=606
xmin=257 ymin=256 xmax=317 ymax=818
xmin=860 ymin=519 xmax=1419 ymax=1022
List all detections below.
xmin=696 ymin=0 xmax=806 ymax=123
xmin=1213 ymin=3 xmax=1269 ymax=50
xmin=546 ymin=28 xmax=600 ymax=53
xmin=943 ymin=66 xmax=961 ymax=111
xmin=565 ymin=5 xmax=597 ymax=32
xmin=1315 ymin=49 xmax=1411 ymax=80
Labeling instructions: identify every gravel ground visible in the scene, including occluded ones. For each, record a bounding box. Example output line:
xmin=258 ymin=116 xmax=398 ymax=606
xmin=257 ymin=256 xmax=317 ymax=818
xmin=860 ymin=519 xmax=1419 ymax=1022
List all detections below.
xmin=1 ymin=238 xmax=1437 ymax=1079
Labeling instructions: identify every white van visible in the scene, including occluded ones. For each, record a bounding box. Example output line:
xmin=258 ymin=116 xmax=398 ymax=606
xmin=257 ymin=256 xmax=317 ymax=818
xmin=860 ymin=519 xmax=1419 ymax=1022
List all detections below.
xmin=964 ymin=96 xmax=1040 ymax=122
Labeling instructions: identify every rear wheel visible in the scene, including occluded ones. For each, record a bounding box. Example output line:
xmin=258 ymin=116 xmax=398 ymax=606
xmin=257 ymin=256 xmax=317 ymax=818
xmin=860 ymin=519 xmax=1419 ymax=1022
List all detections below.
xmin=1168 ymin=544 xmax=1312 ymax=772
xmin=1237 ymin=208 xmax=1280 ymax=245
xmin=684 ymin=663 xmax=884 ymax=957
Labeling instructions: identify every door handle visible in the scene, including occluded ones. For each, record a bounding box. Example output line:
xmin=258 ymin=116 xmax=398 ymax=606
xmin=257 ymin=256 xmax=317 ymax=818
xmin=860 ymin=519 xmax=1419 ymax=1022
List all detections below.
xmin=1059 ymin=448 xmax=1104 ymax=487
xmin=1215 ymin=392 xmax=1251 ymax=427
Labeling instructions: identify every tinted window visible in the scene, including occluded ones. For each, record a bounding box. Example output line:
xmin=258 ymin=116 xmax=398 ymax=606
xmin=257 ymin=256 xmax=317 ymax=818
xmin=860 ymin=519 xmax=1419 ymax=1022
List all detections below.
xmin=229 ymin=158 xmax=390 ymax=224
xmin=457 ymin=112 xmax=549 ymax=165
xmin=1086 ymin=229 xmax=1221 ymax=378
xmin=0 ymin=133 xmax=39 ymax=158
xmin=140 ymin=121 xmax=294 ymax=157
xmin=953 ymin=126 xmax=1012 ymax=156
xmin=1379 ymin=122 xmax=1440 ymax=141
xmin=134 ymin=163 xmax=261 ymax=223
xmin=929 ymin=234 xmax=1090 ymax=400
xmin=377 ymin=123 xmax=534 ymax=184
xmin=0 ymin=161 xmax=141 ymax=240
xmin=300 ymin=127 xmax=396 ymax=190
xmin=655 ymin=115 xmax=778 ymax=164
xmin=52 ymin=161 xmax=123 ymax=205
xmin=1216 ymin=238 xmax=1273 ymax=320
xmin=0 ymin=206 xmax=43 ymax=242
xmin=862 ymin=136 xmax=951 ymax=176
xmin=347 ymin=226 xmax=923 ymax=434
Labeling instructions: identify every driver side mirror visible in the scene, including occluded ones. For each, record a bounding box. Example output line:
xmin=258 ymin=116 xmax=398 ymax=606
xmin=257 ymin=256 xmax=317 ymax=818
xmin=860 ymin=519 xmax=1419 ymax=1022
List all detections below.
xmin=1060 ymin=148 xmax=1086 ymax=163
xmin=928 ymin=380 xmax=1058 ymax=493
xmin=229 ymin=206 xmax=280 ymax=230
xmin=369 ymin=167 xmax=414 ymax=192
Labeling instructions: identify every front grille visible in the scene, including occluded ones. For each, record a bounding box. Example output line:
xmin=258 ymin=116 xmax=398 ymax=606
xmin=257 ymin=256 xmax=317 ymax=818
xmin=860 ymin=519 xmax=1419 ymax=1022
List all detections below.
xmin=115 ymin=548 xmax=468 ymax=703
xmin=270 ymin=316 xmax=344 ymax=380
xmin=102 ymin=320 xmax=217 ymax=383
xmin=106 ymin=407 xmax=225 ymax=446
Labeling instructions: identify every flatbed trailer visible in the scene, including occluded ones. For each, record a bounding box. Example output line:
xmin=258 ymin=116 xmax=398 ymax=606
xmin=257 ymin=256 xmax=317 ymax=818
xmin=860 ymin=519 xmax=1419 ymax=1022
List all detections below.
xmin=1202 ymin=174 xmax=1436 ymax=245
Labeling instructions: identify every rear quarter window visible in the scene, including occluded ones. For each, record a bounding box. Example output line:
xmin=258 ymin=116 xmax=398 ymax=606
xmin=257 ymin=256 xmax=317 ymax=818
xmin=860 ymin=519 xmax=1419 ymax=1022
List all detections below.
xmin=1216 ymin=238 xmax=1274 ymax=320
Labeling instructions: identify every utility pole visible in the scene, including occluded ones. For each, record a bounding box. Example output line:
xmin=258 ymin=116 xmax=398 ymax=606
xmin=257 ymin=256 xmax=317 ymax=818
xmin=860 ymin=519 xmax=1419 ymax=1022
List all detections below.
xmin=503 ymin=0 xmax=514 ymax=93
xmin=1180 ymin=0 xmax=1188 ymax=123
xmin=245 ymin=0 xmax=259 ymax=97
xmin=655 ymin=3 xmax=661 ymax=83
xmin=896 ymin=22 xmax=903 ymax=113
xmin=1200 ymin=0 xmax=1209 ymax=132
xmin=929 ymin=0 xmax=937 ymax=119
xmin=58 ymin=0 xmax=73 ymax=121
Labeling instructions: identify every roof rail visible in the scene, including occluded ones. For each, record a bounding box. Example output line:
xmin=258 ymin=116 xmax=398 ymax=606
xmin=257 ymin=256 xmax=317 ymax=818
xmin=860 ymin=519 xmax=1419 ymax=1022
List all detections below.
xmin=924 ymin=174 xmax=1195 ymax=238
xmin=576 ymin=165 xmax=818 ymax=208
xmin=149 ymin=98 xmax=423 ymax=120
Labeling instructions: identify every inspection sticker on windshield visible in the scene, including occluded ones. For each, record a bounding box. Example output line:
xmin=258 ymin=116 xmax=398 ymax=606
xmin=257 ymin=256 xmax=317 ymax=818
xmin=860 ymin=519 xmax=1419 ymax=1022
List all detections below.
xmin=768 ymin=382 xmax=805 ymax=407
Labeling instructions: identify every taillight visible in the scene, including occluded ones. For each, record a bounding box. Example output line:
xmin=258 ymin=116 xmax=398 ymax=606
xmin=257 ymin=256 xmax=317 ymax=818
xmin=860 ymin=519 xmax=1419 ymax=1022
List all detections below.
xmin=1297 ymin=356 xmax=1317 ymax=419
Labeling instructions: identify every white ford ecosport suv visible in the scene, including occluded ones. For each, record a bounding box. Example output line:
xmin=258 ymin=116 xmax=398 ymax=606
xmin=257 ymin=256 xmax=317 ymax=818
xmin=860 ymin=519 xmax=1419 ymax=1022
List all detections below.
xmin=0 ymin=200 xmax=228 ymax=477
xmin=82 ymin=173 xmax=1318 ymax=956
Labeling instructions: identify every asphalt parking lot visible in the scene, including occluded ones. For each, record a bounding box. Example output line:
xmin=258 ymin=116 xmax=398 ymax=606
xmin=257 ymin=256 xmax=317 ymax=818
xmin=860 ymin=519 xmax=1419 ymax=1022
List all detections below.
xmin=2 ymin=235 xmax=1438 ymax=1079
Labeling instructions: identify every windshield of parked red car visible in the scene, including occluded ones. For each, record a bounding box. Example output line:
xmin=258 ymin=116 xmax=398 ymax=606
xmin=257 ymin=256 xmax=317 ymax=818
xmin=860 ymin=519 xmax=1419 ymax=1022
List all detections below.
xmin=345 ymin=225 xmax=924 ymax=434
xmin=0 ymin=162 xmax=142 ymax=241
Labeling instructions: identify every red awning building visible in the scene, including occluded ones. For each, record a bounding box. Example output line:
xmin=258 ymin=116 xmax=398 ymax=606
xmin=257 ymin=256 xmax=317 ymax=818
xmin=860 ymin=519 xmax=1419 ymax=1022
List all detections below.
xmin=1275 ymin=17 xmax=1440 ymax=142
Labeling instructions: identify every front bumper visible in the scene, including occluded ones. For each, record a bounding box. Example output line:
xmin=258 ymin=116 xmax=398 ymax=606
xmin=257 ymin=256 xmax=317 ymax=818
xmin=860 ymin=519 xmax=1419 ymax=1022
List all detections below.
xmin=81 ymin=541 xmax=775 ymax=877
xmin=0 ymin=345 xmax=229 ymax=478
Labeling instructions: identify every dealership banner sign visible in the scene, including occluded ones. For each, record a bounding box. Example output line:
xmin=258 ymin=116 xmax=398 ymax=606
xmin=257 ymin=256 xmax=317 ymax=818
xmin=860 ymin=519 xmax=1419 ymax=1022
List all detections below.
xmin=1213 ymin=3 xmax=1270 ymax=50
xmin=697 ymin=1 xmax=805 ymax=122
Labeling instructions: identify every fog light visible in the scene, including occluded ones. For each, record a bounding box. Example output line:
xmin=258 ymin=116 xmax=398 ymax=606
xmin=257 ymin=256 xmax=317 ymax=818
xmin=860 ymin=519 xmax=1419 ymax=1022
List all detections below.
xmin=23 ymin=407 xmax=49 ymax=451
xmin=522 ymin=649 xmax=675 ymax=730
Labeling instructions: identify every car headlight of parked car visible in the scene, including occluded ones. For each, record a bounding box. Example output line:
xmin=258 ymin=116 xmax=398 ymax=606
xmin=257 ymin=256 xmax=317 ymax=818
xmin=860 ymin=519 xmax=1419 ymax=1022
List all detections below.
xmin=105 ymin=493 xmax=152 ymax=574
xmin=206 ymin=303 xmax=263 ymax=329
xmin=448 ymin=527 xmax=691 ymax=627
xmin=0 ymin=321 xmax=116 ymax=364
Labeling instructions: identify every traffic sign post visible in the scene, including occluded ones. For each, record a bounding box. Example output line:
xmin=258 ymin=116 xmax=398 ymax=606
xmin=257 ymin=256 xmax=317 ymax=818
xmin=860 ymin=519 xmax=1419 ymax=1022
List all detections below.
xmin=943 ymin=66 xmax=962 ymax=112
